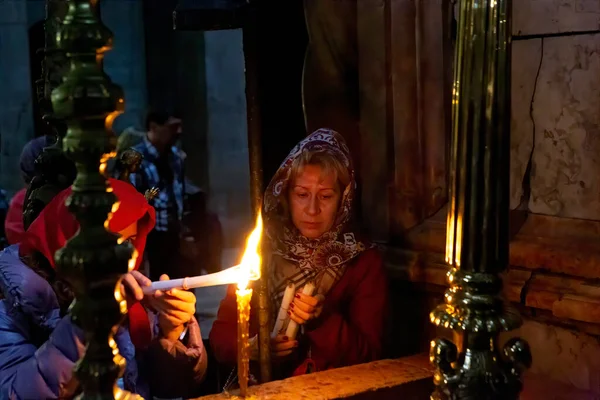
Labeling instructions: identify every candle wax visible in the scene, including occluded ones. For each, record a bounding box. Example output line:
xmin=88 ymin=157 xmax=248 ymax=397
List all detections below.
xmin=236 ymin=288 xmax=252 ymax=397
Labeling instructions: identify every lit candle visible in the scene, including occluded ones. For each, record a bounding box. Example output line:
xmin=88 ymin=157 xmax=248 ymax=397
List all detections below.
xmin=235 ymin=213 xmax=263 ymax=397
xmin=237 ymin=287 xmax=252 ymax=397
xmin=141 ymin=263 xmax=259 ymax=295
xmin=285 ymin=282 xmax=316 ymax=340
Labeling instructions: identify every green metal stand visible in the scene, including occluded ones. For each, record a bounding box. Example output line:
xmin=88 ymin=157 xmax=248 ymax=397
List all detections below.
xmin=51 ymin=1 xmax=137 ymax=398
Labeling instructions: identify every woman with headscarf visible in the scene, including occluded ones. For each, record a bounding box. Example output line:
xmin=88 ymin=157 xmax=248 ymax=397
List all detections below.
xmin=4 ymin=136 xmax=49 ymax=245
xmin=210 ymin=129 xmax=389 ymax=379
xmin=0 ymin=179 xmax=206 ymax=399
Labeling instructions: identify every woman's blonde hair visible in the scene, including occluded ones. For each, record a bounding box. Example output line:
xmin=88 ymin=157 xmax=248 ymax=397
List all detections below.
xmin=288 ymin=149 xmax=351 ymax=190
xmin=277 ymin=149 xmax=350 ymax=222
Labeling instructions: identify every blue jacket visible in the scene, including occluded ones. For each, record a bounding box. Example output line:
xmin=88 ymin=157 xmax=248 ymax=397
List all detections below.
xmin=0 ymin=245 xmax=206 ymax=399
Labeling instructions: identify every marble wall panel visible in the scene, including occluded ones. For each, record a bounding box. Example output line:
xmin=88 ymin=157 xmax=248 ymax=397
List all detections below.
xmin=528 ymin=34 xmax=600 ymax=219
xmin=514 ymin=0 xmax=600 ymax=36
xmin=510 ymin=39 xmax=541 ymax=209
xmin=503 ymin=319 xmax=600 ymax=393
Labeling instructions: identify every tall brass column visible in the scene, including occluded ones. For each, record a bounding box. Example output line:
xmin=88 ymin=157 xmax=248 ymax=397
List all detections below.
xmin=430 ymin=1 xmax=532 ymax=399
xmin=51 ymin=1 xmax=135 ymax=398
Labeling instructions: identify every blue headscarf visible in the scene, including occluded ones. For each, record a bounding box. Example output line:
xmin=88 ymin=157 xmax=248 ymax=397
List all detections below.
xmin=19 ymin=136 xmax=49 ymax=184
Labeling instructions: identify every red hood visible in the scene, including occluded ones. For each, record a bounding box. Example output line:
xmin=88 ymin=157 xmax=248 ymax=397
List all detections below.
xmin=18 ymin=178 xmax=156 ymax=350
xmin=19 ymin=178 xmax=155 ymax=269
xmin=5 ymin=188 xmax=26 ymax=245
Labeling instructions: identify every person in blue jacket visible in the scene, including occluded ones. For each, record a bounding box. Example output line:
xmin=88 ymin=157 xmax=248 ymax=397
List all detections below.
xmin=0 ymin=179 xmax=207 ymax=399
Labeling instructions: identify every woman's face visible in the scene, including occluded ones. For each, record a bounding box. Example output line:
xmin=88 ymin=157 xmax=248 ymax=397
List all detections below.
xmin=289 ymin=164 xmax=341 ymax=239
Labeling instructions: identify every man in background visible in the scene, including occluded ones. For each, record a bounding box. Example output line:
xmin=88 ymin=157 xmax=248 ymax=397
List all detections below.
xmin=129 ymin=111 xmax=185 ymax=280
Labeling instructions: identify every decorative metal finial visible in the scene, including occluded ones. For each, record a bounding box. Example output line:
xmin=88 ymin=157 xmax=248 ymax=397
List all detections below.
xmin=144 ymin=187 xmax=159 ymax=202
xmin=50 ymin=0 xmax=138 ymax=398
xmin=429 ymin=1 xmax=532 ymax=399
xmin=116 ymin=149 xmax=143 ymax=182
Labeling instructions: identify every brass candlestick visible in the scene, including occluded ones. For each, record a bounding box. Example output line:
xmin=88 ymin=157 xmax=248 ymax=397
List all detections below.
xmin=51 ymin=0 xmax=134 ymax=398
xmin=429 ymin=1 xmax=532 ymax=399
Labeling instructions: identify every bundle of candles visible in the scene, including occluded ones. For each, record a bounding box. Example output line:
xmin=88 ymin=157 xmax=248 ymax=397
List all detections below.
xmin=271 ymin=281 xmax=315 ymax=339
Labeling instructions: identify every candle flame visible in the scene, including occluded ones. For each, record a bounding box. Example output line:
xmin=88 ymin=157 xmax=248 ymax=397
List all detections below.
xmin=99 ymin=151 xmax=117 ymax=175
xmin=237 ymin=212 xmax=263 ymax=290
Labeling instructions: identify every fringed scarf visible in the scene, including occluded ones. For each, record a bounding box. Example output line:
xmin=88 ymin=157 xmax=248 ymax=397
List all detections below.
xmin=263 ymin=129 xmax=368 ymax=326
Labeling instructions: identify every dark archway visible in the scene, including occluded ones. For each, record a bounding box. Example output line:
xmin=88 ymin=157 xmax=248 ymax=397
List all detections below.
xmin=28 ymin=20 xmax=45 ymax=137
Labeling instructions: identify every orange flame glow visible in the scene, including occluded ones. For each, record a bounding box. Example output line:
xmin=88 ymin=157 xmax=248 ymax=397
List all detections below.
xmin=99 ymin=151 xmax=117 ymax=175
xmin=237 ymin=212 xmax=263 ymax=290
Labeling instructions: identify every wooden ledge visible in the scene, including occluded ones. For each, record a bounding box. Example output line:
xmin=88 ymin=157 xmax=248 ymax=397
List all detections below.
xmin=386 ymin=248 xmax=600 ymax=335
xmin=193 ymin=354 xmax=433 ymax=399
xmin=404 ymin=206 xmax=600 ymax=279
xmin=192 ymin=353 xmax=599 ymax=399
xmin=387 ymin=207 xmax=600 ymax=335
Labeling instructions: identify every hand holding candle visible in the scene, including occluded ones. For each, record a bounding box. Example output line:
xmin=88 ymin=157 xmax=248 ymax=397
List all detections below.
xmin=141 ymin=264 xmax=259 ymax=295
xmin=285 ymin=282 xmax=318 ymax=339
xmin=271 ymin=282 xmax=296 ymax=337
xmin=151 ymin=274 xmax=196 ymax=342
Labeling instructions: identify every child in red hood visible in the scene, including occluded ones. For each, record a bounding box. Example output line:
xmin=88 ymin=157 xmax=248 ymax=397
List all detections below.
xmin=0 ymin=178 xmax=206 ymax=399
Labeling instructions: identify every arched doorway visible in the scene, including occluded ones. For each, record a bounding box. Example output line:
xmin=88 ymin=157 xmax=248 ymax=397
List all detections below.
xmin=28 ymin=20 xmax=45 ymax=137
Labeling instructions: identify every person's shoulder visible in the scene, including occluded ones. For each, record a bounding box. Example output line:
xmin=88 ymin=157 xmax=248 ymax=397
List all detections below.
xmin=9 ymin=188 xmax=27 ymax=207
xmin=349 ymin=246 xmax=385 ymax=279
xmin=0 ymin=245 xmax=59 ymax=318
xmin=356 ymin=246 xmax=383 ymax=267
xmin=170 ymin=146 xmax=186 ymax=162
xmin=131 ymin=140 xmax=147 ymax=153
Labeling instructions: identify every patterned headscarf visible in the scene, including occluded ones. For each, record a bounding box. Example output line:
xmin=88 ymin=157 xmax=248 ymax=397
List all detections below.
xmin=263 ymin=128 xmax=368 ymax=320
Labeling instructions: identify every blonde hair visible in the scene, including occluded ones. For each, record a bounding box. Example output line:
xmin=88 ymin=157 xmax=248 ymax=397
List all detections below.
xmin=289 ymin=150 xmax=351 ymax=190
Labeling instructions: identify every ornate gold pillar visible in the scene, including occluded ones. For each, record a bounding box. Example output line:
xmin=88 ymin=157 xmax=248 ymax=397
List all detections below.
xmin=430 ymin=1 xmax=532 ymax=398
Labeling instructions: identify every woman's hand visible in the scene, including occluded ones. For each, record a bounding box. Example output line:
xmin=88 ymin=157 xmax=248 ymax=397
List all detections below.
xmin=120 ymin=272 xmax=196 ymax=342
xmin=271 ymin=334 xmax=298 ymax=359
xmin=288 ymin=293 xmax=325 ymax=325
xmin=150 ymin=275 xmax=196 ymax=341
xmin=120 ymin=270 xmax=150 ymax=305
xmin=249 ymin=334 xmax=299 ymax=360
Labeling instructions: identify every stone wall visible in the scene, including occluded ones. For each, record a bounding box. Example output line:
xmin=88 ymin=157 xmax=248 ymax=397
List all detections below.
xmin=505 ymin=2 xmax=600 ymax=392
xmin=0 ymin=0 xmax=35 ymax=194
xmin=510 ymin=0 xmax=600 ymax=218
xmin=101 ymin=0 xmax=148 ymax=134
xmin=0 ymin=0 xmax=148 ymax=194
xmin=203 ymin=29 xmax=252 ymax=248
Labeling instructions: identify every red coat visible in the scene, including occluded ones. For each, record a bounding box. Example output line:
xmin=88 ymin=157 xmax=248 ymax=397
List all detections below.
xmin=5 ymin=188 xmax=26 ymax=245
xmin=209 ymin=248 xmax=389 ymax=377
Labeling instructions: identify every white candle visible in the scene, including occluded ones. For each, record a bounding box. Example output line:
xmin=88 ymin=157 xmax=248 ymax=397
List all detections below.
xmin=285 ymin=282 xmax=316 ymax=339
xmin=141 ymin=263 xmax=259 ymax=295
xmin=271 ymin=282 xmax=296 ymax=337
